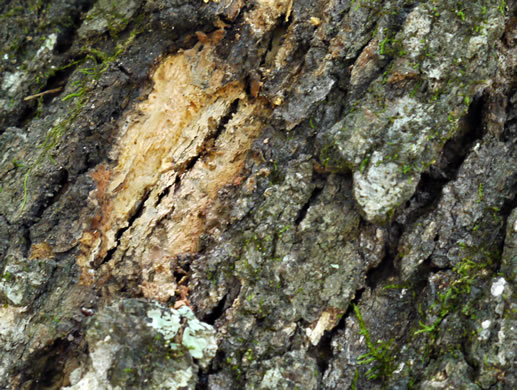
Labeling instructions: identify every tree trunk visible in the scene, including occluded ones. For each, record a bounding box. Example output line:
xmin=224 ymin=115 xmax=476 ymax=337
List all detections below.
xmin=1 ymin=0 xmax=516 ymax=388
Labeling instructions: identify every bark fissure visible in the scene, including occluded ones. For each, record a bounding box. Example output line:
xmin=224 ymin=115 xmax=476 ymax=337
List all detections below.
xmin=96 ymin=189 xmax=151 ymax=268
xmin=397 ymin=93 xmax=488 ymax=227
xmin=294 ymin=186 xmax=323 ymax=226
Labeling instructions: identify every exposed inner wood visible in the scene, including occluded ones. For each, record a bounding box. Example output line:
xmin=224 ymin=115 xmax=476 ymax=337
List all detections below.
xmin=78 ymin=37 xmax=270 ymax=301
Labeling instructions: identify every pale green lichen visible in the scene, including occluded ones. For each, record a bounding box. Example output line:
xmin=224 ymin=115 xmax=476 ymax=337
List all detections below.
xmin=147 ymin=305 xmax=217 ymax=368
xmin=147 ymin=308 xmax=182 ymax=345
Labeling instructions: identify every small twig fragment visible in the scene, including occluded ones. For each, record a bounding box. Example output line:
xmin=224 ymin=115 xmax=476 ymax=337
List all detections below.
xmin=286 ymin=0 xmax=294 ymax=22
xmin=24 ymin=87 xmax=63 ymax=101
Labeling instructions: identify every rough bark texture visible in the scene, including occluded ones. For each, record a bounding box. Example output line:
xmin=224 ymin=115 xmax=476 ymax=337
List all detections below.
xmin=1 ymin=0 xmax=516 ymax=389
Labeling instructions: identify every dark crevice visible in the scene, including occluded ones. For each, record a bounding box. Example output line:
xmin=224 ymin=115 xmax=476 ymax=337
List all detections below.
xmin=420 ymin=254 xmax=450 ymax=276
xmin=172 ymin=267 xmax=188 ymax=281
xmin=117 ymin=63 xmax=133 ymax=77
xmin=366 ymin=222 xmax=403 ymax=290
xmin=496 ymin=190 xmax=517 ymax=271
xmin=342 ymin=1 xmax=420 ymax=101
xmin=25 ymin=167 xmax=69 ymax=225
xmin=259 ymin=21 xmax=289 ymax=69
xmin=195 ymin=371 xmax=210 ymax=390
xmin=295 ymin=187 xmax=323 ymax=225
xmin=213 ymin=98 xmax=240 ymax=140
xmin=98 ymin=190 xmax=150 ymax=268
xmin=40 ymin=65 xmax=74 ymax=100
xmin=432 ymin=95 xmax=485 ymax=180
xmin=201 ymin=276 xmax=241 ymax=325
xmin=173 ymin=174 xmax=182 ymax=194
xmin=499 ymin=186 xmax=517 ymax=219
xmin=399 ymin=94 xmax=486 ymax=226
xmin=15 ymin=103 xmax=40 ymax=129
xmin=22 ymin=224 xmax=32 ymax=258
xmin=400 ymin=173 xmax=448 ymax=223
xmin=196 ymin=279 xmax=242 ymax=389
xmin=174 ymin=150 xmax=202 ymax=195
xmin=311 ymin=285 xmax=368 ymax=378
xmin=348 ymin=287 xmax=367 ymax=313
xmin=308 ymin=330 xmax=333 ymax=378
xmin=197 ymin=353 xmax=225 ymax=387
xmin=202 ymin=294 xmax=228 ymax=325
xmin=195 ymin=350 xmax=230 ymax=390
xmin=366 ymin=253 xmax=397 ymax=291
xmin=175 ymin=254 xmax=193 ymax=274
xmin=26 ymin=338 xmax=72 ymax=390
xmin=461 ymin=339 xmax=479 ymax=374
xmin=102 ymin=246 xmax=121 ymax=270
xmin=341 ymin=35 xmax=377 ymax=88
xmin=156 ymin=184 xmax=172 ymax=205
xmin=37 ymin=169 xmax=70 ymax=219
xmin=55 ymin=0 xmax=96 ymax=54
xmin=174 ymin=98 xmax=240 ymax=194
xmin=183 ymin=154 xmax=201 ymax=175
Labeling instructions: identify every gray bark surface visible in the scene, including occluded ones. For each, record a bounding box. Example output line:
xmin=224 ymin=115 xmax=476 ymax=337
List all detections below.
xmin=0 ymin=0 xmax=516 ymax=389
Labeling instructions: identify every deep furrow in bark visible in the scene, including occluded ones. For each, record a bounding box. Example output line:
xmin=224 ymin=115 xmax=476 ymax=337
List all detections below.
xmin=312 ymin=91 xmax=492 ymax=387
xmin=96 ymin=189 xmax=151 ymax=268
xmin=172 ymin=98 xmax=241 ymax=198
xmin=397 ymin=93 xmax=486 ymax=227
xmin=294 ymin=186 xmax=324 ymax=226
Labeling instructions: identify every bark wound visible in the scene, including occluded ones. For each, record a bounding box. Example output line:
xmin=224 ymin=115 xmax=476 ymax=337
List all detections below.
xmin=78 ymin=37 xmax=271 ymax=302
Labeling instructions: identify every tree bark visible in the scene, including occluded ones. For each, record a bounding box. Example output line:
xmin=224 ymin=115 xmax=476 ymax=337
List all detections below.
xmin=1 ymin=0 xmax=516 ymax=389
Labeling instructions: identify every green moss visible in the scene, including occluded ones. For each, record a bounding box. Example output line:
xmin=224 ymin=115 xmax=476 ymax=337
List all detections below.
xmin=20 ymin=29 xmax=140 ymax=211
xmin=414 ymin=246 xmax=495 ymax=343
xmin=360 ymin=157 xmax=369 ymax=173
xmin=379 ymin=31 xmax=390 ymax=55
xmin=498 ymin=0 xmax=506 ymax=15
xmin=477 ymin=183 xmax=484 ymax=203
xmin=354 ymin=304 xmax=396 ymax=385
